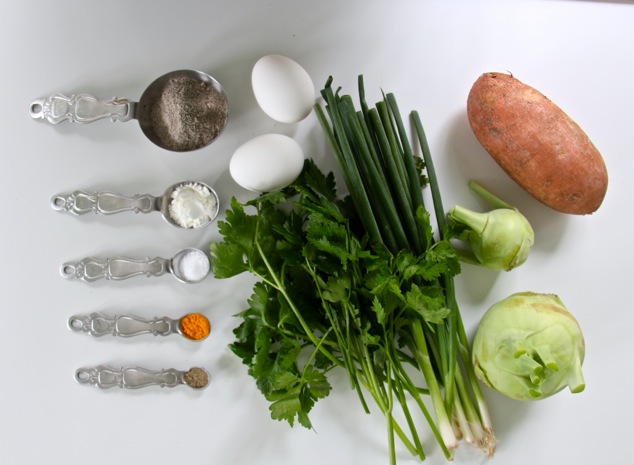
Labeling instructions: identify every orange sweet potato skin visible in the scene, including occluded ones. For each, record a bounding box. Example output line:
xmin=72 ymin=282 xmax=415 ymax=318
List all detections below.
xmin=467 ymin=72 xmax=608 ymax=215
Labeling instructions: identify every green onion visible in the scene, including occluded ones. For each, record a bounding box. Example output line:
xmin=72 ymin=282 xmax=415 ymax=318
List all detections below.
xmin=315 ymin=76 xmax=496 ymax=460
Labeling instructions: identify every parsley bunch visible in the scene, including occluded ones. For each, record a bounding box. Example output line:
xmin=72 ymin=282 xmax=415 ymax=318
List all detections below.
xmin=212 ymin=160 xmax=458 ymax=457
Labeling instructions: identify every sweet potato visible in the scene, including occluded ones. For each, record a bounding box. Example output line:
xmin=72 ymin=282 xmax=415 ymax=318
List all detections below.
xmin=467 ymin=72 xmax=608 ymax=215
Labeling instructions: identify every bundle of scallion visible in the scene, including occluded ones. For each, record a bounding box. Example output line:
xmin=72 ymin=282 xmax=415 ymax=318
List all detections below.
xmin=314 ymin=75 xmax=496 ymax=458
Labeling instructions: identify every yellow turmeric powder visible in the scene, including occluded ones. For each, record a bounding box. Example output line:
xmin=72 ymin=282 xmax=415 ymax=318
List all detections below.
xmin=179 ymin=313 xmax=211 ymax=340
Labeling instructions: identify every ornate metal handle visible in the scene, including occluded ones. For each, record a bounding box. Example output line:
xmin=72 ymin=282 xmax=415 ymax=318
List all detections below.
xmin=29 ymin=93 xmax=135 ymax=124
xmin=61 ymin=256 xmax=170 ymax=282
xmin=69 ymin=312 xmax=179 ymax=337
xmin=75 ymin=365 xmax=208 ymax=389
xmin=51 ymin=190 xmax=158 ymax=216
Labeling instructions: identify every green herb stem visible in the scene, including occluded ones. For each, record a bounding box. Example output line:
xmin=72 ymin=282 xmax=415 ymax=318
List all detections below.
xmin=413 ymin=110 xmax=494 ymax=448
xmin=305 ymin=263 xmax=371 ymax=413
xmin=369 ymin=105 xmax=421 ymax=254
xmin=411 ymin=111 xmax=446 ymax=233
xmin=315 ymin=99 xmax=383 ymax=246
xmin=456 ymin=313 xmax=493 ymax=432
xmin=255 ymin=236 xmax=341 ymax=368
xmin=339 ymin=97 xmax=410 ymax=251
xmin=385 ymin=93 xmax=426 ymax=216
xmin=409 ymin=320 xmax=458 ymax=451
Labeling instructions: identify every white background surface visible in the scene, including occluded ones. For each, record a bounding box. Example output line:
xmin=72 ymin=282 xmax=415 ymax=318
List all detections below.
xmin=1 ymin=1 xmax=633 ymax=464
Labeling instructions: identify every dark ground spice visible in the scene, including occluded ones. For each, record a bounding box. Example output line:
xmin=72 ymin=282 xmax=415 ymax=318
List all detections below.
xmin=150 ymin=76 xmax=228 ymax=152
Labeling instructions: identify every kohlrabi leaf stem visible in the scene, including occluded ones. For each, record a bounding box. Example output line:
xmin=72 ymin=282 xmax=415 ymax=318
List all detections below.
xmin=469 ymin=180 xmax=514 ymax=210
xmin=568 ymin=349 xmax=586 ymax=394
xmin=448 ymin=206 xmax=488 ymax=236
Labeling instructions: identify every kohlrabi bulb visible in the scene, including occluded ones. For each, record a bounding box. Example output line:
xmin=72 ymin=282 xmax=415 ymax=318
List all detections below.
xmin=472 ymin=292 xmax=585 ymax=401
xmin=449 ymin=206 xmax=534 ymax=271
xmin=447 ymin=181 xmax=534 ymax=271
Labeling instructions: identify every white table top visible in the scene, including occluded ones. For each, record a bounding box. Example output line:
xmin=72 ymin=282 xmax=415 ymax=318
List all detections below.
xmin=2 ymin=1 xmax=632 ymax=464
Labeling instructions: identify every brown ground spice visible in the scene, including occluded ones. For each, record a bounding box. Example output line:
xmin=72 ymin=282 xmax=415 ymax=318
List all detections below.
xmin=184 ymin=367 xmax=209 ymax=389
xmin=151 ymin=76 xmax=228 ymax=151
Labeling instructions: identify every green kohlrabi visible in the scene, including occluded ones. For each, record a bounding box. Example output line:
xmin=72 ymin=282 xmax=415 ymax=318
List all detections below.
xmin=447 ymin=181 xmax=534 ymax=271
xmin=472 ymin=292 xmax=585 ymax=401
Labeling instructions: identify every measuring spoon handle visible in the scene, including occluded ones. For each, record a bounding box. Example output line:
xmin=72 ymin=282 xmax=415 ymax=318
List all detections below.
xmin=68 ymin=312 xmax=179 ymax=337
xmin=51 ymin=190 xmax=159 ymax=216
xmin=75 ymin=365 xmax=185 ymax=389
xmin=61 ymin=256 xmax=170 ymax=282
xmin=29 ymin=93 xmax=134 ymax=124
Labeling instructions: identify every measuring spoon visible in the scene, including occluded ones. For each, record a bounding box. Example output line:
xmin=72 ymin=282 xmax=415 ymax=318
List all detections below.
xmin=51 ymin=181 xmax=219 ymax=229
xmin=68 ymin=311 xmax=210 ymax=341
xmin=75 ymin=365 xmax=210 ymax=390
xmin=29 ymin=69 xmax=229 ymax=152
xmin=60 ymin=247 xmax=210 ymax=284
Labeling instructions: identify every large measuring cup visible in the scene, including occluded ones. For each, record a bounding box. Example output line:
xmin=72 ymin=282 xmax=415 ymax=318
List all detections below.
xmin=29 ymin=70 xmax=229 ymax=152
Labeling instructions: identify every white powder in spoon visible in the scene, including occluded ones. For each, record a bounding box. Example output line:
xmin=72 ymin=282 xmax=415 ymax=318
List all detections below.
xmin=168 ymin=182 xmax=218 ymax=228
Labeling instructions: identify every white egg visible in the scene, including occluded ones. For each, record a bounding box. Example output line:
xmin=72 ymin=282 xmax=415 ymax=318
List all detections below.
xmin=230 ymin=134 xmax=305 ymax=192
xmin=252 ymin=54 xmax=315 ymax=124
